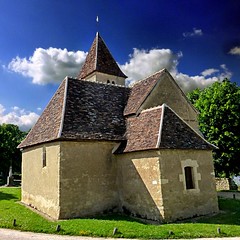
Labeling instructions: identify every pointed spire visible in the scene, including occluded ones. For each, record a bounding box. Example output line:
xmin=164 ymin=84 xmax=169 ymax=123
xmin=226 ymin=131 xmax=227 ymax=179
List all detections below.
xmin=78 ymin=32 xmax=127 ymax=80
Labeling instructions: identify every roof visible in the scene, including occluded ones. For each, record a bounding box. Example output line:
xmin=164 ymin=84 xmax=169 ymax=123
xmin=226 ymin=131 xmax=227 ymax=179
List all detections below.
xmin=78 ymin=32 xmax=127 ymax=79
xmin=115 ymin=104 xmax=215 ymax=153
xmin=18 ymin=78 xmax=130 ymax=148
xmin=124 ymin=69 xmax=166 ymax=116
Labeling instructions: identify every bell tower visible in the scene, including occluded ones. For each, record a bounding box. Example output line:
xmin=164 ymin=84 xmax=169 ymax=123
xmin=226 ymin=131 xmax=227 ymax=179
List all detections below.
xmin=77 ymin=32 xmax=127 ymax=86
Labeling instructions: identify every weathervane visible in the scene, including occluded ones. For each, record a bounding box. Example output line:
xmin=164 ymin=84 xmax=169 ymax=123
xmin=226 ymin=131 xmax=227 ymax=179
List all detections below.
xmin=96 ymin=15 xmax=100 ymax=32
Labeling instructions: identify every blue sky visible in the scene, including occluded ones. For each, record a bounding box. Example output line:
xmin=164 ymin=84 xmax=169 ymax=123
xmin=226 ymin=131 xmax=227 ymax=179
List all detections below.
xmin=0 ymin=0 xmax=239 ymax=131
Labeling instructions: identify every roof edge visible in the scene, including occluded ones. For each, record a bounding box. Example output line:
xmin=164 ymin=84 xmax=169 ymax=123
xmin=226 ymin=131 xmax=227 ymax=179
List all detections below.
xmin=57 ymin=77 xmax=69 ymax=138
xmin=156 ymin=104 xmax=165 ymax=148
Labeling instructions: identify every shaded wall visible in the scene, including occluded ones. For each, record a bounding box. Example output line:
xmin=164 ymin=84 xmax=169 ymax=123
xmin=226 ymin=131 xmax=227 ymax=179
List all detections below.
xmin=116 ymin=150 xmax=164 ymax=221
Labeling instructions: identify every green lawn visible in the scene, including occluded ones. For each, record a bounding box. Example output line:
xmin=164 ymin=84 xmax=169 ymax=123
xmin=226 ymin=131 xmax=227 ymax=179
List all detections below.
xmin=0 ymin=187 xmax=240 ymax=239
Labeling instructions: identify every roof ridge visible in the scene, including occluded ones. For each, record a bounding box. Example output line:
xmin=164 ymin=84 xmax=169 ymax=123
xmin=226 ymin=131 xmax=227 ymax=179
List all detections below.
xmin=57 ymin=77 xmax=69 ymax=138
xmin=129 ymin=68 xmax=166 ymax=88
xmin=156 ymin=104 xmax=165 ymax=148
xmin=141 ymin=105 xmax=162 ymax=113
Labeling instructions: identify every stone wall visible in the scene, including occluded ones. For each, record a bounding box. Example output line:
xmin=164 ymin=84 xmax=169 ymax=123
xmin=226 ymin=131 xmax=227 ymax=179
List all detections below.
xmin=21 ymin=142 xmax=60 ymax=219
xmin=116 ymin=150 xmax=164 ymax=221
xmin=59 ymin=141 xmax=119 ymax=219
xmin=158 ymin=149 xmax=218 ymax=222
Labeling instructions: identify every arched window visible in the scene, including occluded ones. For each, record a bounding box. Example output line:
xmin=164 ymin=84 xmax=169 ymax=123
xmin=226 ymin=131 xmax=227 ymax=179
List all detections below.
xmin=112 ymin=81 xmax=115 ymax=84
xmin=107 ymin=80 xmax=110 ymax=83
xmin=184 ymin=166 xmax=194 ymax=189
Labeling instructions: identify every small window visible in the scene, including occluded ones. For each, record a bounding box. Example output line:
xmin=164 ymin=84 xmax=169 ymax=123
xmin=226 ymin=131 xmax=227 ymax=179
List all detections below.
xmin=112 ymin=81 xmax=115 ymax=84
xmin=184 ymin=166 xmax=194 ymax=189
xmin=42 ymin=146 xmax=46 ymax=167
xmin=107 ymin=80 xmax=110 ymax=83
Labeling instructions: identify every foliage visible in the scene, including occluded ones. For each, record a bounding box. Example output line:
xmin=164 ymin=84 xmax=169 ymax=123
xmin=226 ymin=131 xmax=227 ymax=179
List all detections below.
xmin=0 ymin=124 xmax=26 ymax=183
xmin=1 ymin=187 xmax=240 ymax=238
xmin=187 ymin=79 xmax=240 ymax=177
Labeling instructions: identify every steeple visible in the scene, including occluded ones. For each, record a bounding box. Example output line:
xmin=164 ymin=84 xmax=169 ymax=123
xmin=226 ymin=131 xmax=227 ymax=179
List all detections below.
xmin=77 ymin=32 xmax=127 ymax=86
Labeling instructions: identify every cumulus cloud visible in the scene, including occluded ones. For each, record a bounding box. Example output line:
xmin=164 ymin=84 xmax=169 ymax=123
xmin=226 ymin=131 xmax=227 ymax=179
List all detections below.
xmin=201 ymin=68 xmax=219 ymax=77
xmin=120 ymin=48 xmax=181 ymax=84
xmin=229 ymin=46 xmax=240 ymax=55
xmin=7 ymin=45 xmax=232 ymax=93
xmin=183 ymin=28 xmax=203 ymax=38
xmin=0 ymin=104 xmax=39 ymax=131
xmin=8 ymin=47 xmax=87 ymax=85
xmin=120 ymin=48 xmax=232 ymax=93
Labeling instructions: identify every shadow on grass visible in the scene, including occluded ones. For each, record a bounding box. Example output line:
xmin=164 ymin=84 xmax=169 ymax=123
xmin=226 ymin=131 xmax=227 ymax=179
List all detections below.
xmin=0 ymin=190 xmax=18 ymax=201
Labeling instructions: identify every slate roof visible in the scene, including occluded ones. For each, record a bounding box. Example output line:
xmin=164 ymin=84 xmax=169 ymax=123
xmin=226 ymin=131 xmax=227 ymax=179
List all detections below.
xmin=18 ymin=78 xmax=130 ymax=148
xmin=124 ymin=69 xmax=165 ymax=116
xmin=115 ymin=104 xmax=215 ymax=153
xmin=78 ymin=32 xmax=127 ymax=79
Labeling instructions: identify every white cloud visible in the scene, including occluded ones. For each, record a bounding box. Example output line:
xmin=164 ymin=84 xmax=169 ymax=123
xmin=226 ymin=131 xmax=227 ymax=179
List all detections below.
xmin=183 ymin=28 xmax=203 ymax=38
xmin=8 ymin=47 xmax=87 ymax=85
xmin=229 ymin=46 xmax=240 ymax=55
xmin=0 ymin=104 xmax=39 ymax=131
xmin=120 ymin=48 xmax=181 ymax=85
xmin=201 ymin=68 xmax=219 ymax=77
xmin=7 ymin=45 xmax=232 ymax=94
xmin=120 ymin=48 xmax=232 ymax=93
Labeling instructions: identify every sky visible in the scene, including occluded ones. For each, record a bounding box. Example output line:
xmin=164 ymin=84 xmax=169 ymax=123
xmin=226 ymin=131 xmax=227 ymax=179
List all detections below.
xmin=0 ymin=0 xmax=240 ymax=131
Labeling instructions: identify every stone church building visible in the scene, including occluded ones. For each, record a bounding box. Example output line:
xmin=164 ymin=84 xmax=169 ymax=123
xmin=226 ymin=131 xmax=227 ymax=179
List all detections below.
xmin=18 ymin=33 xmax=218 ymax=222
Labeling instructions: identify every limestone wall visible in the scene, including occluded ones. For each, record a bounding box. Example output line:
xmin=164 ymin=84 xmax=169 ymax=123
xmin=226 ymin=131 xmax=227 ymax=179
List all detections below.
xmin=58 ymin=141 xmax=118 ymax=219
xmin=159 ymin=149 xmax=218 ymax=222
xmin=116 ymin=151 xmax=164 ymax=221
xmin=21 ymin=142 xmax=60 ymax=219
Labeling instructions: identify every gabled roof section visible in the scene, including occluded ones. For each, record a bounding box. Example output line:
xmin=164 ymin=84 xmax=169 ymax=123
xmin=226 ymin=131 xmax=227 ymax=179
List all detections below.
xmin=78 ymin=32 xmax=127 ymax=79
xmin=115 ymin=104 xmax=215 ymax=153
xmin=18 ymin=78 xmax=130 ymax=149
xmin=124 ymin=69 xmax=166 ymax=116
xmin=124 ymin=69 xmax=198 ymax=117
xmin=18 ymin=79 xmax=67 ymax=148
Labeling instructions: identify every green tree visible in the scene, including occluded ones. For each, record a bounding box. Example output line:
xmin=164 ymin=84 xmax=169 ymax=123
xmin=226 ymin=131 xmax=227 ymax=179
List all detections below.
xmin=188 ymin=79 xmax=240 ymax=177
xmin=0 ymin=124 xmax=26 ymax=183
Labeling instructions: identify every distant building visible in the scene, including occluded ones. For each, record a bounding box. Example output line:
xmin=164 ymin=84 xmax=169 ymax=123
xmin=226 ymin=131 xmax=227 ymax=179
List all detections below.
xmin=18 ymin=33 xmax=218 ymax=222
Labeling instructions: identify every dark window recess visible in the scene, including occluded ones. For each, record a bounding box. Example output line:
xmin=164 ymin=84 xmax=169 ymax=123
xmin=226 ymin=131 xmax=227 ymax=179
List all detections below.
xmin=184 ymin=166 xmax=194 ymax=189
xmin=42 ymin=147 xmax=46 ymax=167
xmin=112 ymin=81 xmax=115 ymax=84
xmin=107 ymin=80 xmax=110 ymax=83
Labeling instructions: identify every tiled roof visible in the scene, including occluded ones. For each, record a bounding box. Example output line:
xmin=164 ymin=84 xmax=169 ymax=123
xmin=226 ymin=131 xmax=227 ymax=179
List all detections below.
xmin=78 ymin=32 xmax=127 ymax=79
xmin=60 ymin=78 xmax=129 ymax=141
xmin=115 ymin=104 xmax=215 ymax=153
xmin=124 ymin=69 xmax=165 ymax=116
xmin=18 ymin=78 xmax=130 ymax=148
xmin=18 ymin=79 xmax=67 ymax=148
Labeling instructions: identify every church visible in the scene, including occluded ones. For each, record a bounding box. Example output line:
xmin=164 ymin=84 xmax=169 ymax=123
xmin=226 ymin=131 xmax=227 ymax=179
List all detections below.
xmin=18 ymin=32 xmax=218 ymax=222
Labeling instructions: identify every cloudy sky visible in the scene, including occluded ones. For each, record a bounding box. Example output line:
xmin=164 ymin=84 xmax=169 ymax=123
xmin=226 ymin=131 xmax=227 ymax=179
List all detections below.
xmin=0 ymin=0 xmax=240 ymax=131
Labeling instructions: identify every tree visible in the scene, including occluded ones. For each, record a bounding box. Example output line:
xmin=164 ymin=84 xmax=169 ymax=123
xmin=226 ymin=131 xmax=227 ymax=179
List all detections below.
xmin=0 ymin=124 xmax=26 ymax=183
xmin=187 ymin=79 xmax=240 ymax=177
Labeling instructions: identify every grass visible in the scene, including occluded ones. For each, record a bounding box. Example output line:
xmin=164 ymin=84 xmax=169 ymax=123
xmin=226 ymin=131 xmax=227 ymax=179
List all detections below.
xmin=1 ymin=187 xmax=240 ymax=239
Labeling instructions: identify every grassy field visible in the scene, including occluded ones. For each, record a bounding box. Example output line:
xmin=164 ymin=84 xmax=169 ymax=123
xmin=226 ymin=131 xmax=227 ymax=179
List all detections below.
xmin=0 ymin=187 xmax=240 ymax=239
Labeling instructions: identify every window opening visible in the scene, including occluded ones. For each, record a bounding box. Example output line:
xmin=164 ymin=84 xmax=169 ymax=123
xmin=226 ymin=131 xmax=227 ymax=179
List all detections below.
xmin=107 ymin=80 xmax=110 ymax=83
xmin=184 ymin=166 xmax=194 ymax=189
xmin=112 ymin=81 xmax=115 ymax=84
xmin=42 ymin=146 xmax=46 ymax=167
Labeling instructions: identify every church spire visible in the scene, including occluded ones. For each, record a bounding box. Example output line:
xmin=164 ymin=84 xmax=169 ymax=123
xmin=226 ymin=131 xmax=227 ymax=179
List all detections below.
xmin=77 ymin=32 xmax=127 ymax=86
